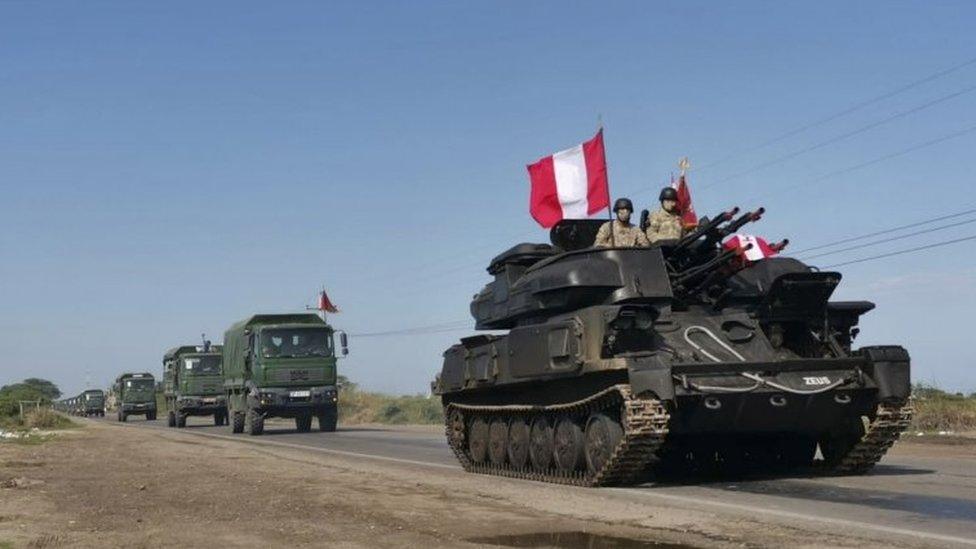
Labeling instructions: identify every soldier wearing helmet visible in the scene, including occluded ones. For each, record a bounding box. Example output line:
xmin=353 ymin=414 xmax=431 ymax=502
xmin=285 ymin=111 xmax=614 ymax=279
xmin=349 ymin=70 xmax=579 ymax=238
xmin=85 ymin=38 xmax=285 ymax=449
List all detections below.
xmin=645 ymin=187 xmax=685 ymax=243
xmin=594 ymin=198 xmax=649 ymax=248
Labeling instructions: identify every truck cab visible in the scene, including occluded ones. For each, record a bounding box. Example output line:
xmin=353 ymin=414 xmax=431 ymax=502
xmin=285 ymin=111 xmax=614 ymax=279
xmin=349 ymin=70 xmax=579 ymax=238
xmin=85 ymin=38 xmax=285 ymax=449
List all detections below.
xmin=82 ymin=389 xmax=105 ymax=417
xmin=223 ymin=314 xmax=348 ymax=435
xmin=163 ymin=343 xmax=227 ymax=428
xmin=114 ymin=372 xmax=157 ymax=422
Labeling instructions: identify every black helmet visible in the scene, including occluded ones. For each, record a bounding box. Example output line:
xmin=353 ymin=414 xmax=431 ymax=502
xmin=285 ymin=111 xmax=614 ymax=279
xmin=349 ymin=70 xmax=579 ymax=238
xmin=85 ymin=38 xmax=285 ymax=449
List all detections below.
xmin=613 ymin=198 xmax=634 ymax=212
xmin=659 ymin=187 xmax=678 ymax=201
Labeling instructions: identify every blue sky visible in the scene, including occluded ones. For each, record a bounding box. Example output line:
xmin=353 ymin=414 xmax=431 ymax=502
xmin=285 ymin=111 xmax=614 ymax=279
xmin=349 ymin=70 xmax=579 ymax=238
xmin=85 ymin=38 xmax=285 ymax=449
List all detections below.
xmin=1 ymin=1 xmax=974 ymax=396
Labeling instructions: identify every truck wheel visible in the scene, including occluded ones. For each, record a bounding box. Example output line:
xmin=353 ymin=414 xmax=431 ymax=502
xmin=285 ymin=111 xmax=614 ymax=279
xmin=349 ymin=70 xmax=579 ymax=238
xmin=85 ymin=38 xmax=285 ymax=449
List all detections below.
xmin=120 ymin=412 xmax=128 ymax=423
xmin=117 ymin=410 xmax=122 ymax=422
xmin=245 ymin=408 xmax=264 ymax=436
xmin=167 ymin=411 xmax=176 ymax=428
xmin=231 ymin=411 xmax=245 ymax=434
xmin=147 ymin=411 xmax=156 ymax=421
xmin=176 ymin=413 xmax=187 ymax=428
xmin=317 ymin=408 xmax=337 ymax=432
xmin=295 ymin=415 xmax=312 ymax=433
xmin=213 ymin=413 xmax=223 ymax=426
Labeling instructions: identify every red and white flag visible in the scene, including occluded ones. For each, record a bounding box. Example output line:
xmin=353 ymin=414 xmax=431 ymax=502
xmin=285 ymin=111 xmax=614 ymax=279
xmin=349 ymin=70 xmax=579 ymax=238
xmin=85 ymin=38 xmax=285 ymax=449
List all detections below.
xmin=318 ymin=290 xmax=339 ymax=313
xmin=672 ymin=173 xmax=698 ymax=228
xmin=723 ymin=234 xmax=779 ymax=262
xmin=527 ymin=130 xmax=610 ymax=228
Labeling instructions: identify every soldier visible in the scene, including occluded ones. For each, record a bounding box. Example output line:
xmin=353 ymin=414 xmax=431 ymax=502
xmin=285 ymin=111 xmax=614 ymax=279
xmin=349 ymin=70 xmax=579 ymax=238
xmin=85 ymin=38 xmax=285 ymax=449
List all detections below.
xmin=594 ymin=198 xmax=649 ymax=248
xmin=645 ymin=187 xmax=684 ymax=243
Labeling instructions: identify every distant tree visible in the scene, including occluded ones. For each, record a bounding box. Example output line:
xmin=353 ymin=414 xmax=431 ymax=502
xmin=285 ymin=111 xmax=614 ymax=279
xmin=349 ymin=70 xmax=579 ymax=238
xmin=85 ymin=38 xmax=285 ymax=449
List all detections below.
xmin=21 ymin=378 xmax=61 ymax=400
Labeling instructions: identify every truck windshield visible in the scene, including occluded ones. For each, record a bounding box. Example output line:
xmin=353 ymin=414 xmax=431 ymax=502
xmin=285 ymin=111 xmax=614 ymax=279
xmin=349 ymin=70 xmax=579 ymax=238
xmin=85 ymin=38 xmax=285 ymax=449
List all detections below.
xmin=184 ymin=355 xmax=221 ymax=375
xmin=260 ymin=328 xmax=333 ymax=359
xmin=125 ymin=379 xmax=154 ymax=391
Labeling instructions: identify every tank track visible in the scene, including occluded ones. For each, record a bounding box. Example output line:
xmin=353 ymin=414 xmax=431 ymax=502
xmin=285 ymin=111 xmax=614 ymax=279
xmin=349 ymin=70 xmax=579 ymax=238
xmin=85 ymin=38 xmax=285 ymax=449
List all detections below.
xmin=444 ymin=385 xmax=670 ymax=487
xmin=828 ymin=399 xmax=914 ymax=474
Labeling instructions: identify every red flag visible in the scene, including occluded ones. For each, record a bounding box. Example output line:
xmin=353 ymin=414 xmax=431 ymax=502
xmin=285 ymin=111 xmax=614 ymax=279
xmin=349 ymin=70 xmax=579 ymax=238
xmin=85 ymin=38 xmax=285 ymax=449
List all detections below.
xmin=672 ymin=174 xmax=698 ymax=228
xmin=722 ymin=234 xmax=779 ymax=262
xmin=318 ymin=291 xmax=339 ymax=313
xmin=527 ymin=130 xmax=610 ymax=228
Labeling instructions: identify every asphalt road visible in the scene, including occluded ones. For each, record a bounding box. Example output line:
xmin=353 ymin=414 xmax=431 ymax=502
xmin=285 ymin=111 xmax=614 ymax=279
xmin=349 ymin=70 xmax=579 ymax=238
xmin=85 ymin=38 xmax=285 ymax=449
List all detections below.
xmin=100 ymin=415 xmax=976 ymax=548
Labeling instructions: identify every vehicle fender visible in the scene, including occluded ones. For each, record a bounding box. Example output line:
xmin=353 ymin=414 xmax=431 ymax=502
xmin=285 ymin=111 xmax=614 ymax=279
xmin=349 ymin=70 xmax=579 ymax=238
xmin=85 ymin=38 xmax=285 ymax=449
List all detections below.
xmin=626 ymin=355 xmax=675 ymax=402
xmin=861 ymin=345 xmax=911 ymax=401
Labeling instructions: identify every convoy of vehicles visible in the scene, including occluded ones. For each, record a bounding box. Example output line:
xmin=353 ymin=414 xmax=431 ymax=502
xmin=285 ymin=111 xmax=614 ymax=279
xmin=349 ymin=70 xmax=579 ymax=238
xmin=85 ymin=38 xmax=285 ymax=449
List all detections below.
xmin=163 ymin=342 xmax=227 ymax=427
xmin=222 ymin=314 xmax=348 ymax=435
xmin=113 ymin=372 xmax=157 ymax=422
xmin=54 ymin=389 xmax=105 ymax=417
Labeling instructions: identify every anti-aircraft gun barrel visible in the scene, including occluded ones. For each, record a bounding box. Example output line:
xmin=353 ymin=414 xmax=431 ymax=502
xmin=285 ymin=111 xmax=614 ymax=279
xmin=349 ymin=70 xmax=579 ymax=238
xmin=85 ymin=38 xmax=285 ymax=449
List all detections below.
xmin=672 ymin=207 xmax=739 ymax=253
xmin=720 ymin=207 xmax=765 ymax=237
xmin=672 ymin=243 xmax=750 ymax=287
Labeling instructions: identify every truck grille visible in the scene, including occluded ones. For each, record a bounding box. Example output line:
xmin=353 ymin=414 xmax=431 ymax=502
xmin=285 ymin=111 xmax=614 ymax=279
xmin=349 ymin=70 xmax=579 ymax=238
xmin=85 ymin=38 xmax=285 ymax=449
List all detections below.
xmin=270 ymin=369 xmax=325 ymax=383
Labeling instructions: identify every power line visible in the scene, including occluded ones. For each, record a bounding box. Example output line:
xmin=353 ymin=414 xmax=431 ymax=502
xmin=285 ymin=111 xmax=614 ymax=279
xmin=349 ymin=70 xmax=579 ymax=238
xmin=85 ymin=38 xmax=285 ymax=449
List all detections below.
xmin=820 ymin=234 xmax=976 ymax=268
xmin=349 ymin=319 xmax=472 ymax=338
xmin=745 ymin=122 xmax=976 ymax=204
xmin=794 ymin=207 xmax=976 ymax=254
xmin=700 ymin=55 xmax=976 ymax=171
xmin=703 ymin=83 xmax=976 ymax=189
xmin=800 ymin=218 xmax=976 ymax=260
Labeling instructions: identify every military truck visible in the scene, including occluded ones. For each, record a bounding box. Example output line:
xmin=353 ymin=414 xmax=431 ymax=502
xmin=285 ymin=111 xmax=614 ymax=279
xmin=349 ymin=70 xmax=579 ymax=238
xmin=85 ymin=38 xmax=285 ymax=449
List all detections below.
xmin=223 ymin=314 xmax=347 ymax=435
xmin=80 ymin=389 xmax=105 ymax=417
xmin=113 ymin=372 xmax=157 ymax=422
xmin=163 ymin=342 xmax=227 ymax=428
xmin=433 ymin=209 xmax=912 ymax=486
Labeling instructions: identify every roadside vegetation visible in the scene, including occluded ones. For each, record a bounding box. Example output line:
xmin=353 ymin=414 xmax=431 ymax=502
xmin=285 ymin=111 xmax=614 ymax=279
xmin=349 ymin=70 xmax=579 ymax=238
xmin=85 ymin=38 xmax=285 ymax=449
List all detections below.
xmin=911 ymin=383 xmax=976 ymax=433
xmin=0 ymin=378 xmax=77 ymax=437
xmin=338 ymin=376 xmax=443 ymax=425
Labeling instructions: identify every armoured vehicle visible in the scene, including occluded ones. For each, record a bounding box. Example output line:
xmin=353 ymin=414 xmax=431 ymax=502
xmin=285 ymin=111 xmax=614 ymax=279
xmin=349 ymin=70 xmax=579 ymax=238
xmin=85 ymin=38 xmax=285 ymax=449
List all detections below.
xmin=113 ymin=372 xmax=157 ymax=422
xmin=223 ymin=314 xmax=348 ymax=435
xmin=163 ymin=342 xmax=227 ymax=428
xmin=433 ymin=208 xmax=913 ymax=486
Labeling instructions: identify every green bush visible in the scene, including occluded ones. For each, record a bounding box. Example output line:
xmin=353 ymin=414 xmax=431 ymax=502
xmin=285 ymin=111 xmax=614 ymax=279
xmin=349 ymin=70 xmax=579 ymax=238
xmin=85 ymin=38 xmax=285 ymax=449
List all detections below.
xmin=337 ymin=378 xmax=443 ymax=425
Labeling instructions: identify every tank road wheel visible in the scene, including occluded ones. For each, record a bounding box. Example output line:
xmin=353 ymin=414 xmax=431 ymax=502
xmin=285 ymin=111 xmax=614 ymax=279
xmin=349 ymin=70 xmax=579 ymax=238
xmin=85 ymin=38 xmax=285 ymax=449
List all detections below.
xmin=245 ymin=408 xmax=264 ymax=436
xmin=176 ymin=413 xmax=187 ymax=428
xmin=553 ymin=417 xmax=585 ymax=473
xmin=467 ymin=416 xmax=490 ymax=463
xmin=529 ymin=416 xmax=554 ymax=472
xmin=167 ymin=411 xmax=176 ymax=428
xmin=488 ymin=419 xmax=509 ymax=466
xmin=447 ymin=408 xmax=465 ymax=450
xmin=296 ymin=415 xmax=313 ymax=433
xmin=231 ymin=411 xmax=245 ymax=434
xmin=584 ymin=413 xmax=624 ymax=476
xmin=507 ymin=417 xmax=530 ymax=469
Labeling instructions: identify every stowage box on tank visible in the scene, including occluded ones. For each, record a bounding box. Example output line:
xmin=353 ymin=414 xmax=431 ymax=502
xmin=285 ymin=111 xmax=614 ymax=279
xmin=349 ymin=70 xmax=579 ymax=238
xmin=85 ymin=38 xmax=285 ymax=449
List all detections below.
xmin=433 ymin=210 xmax=912 ymax=486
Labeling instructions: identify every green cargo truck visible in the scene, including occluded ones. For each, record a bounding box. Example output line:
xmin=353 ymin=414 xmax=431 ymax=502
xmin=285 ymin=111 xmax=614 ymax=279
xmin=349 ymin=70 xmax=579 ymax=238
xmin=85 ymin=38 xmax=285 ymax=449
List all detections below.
xmin=223 ymin=314 xmax=347 ymax=435
xmin=81 ymin=389 xmax=105 ymax=417
xmin=163 ymin=342 xmax=227 ymax=428
xmin=113 ymin=372 xmax=157 ymax=422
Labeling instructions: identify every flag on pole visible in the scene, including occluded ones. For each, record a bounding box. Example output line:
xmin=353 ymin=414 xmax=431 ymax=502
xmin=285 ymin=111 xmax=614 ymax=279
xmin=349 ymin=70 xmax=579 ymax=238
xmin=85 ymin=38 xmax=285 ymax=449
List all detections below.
xmin=527 ymin=130 xmax=610 ymax=228
xmin=672 ymin=158 xmax=698 ymax=228
xmin=318 ymin=290 xmax=339 ymax=313
xmin=723 ymin=234 xmax=779 ymax=262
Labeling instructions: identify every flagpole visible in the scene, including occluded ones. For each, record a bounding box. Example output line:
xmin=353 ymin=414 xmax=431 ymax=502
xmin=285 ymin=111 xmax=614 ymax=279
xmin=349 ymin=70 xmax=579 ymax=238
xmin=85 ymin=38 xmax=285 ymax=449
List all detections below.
xmin=599 ymin=115 xmax=615 ymax=247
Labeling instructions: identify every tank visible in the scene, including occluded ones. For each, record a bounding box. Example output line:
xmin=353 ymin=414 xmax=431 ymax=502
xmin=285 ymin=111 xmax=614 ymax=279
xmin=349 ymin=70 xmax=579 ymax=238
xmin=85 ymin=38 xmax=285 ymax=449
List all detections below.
xmin=432 ymin=207 xmax=913 ymax=486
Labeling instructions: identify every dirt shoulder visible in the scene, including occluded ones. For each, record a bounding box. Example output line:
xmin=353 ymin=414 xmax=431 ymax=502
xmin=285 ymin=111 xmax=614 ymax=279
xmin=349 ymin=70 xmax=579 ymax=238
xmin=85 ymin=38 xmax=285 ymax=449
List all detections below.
xmin=0 ymin=422 xmax=920 ymax=548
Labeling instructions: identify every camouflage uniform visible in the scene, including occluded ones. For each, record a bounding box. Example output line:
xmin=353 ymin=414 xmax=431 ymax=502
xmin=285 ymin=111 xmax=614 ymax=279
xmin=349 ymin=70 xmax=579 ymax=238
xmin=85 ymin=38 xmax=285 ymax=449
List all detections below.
xmin=645 ymin=208 xmax=684 ymax=243
xmin=594 ymin=220 xmax=649 ymax=248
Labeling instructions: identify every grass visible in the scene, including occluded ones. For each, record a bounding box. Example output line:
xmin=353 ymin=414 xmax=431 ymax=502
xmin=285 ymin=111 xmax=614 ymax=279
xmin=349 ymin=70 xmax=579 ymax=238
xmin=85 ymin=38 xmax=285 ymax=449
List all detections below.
xmin=910 ymin=384 xmax=976 ymax=433
xmin=338 ymin=380 xmax=443 ymax=425
xmin=0 ymin=408 xmax=78 ymax=433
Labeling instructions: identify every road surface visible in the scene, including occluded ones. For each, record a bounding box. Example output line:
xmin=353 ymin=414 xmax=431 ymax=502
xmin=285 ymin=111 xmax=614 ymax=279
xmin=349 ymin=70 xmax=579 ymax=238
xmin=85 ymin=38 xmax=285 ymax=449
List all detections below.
xmin=100 ymin=415 xmax=976 ymax=548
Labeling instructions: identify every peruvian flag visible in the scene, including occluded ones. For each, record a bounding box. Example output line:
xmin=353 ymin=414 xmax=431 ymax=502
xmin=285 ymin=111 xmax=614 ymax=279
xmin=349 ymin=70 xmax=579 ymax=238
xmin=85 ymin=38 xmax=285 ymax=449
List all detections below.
xmin=672 ymin=174 xmax=698 ymax=228
xmin=527 ymin=130 xmax=610 ymax=228
xmin=723 ymin=234 xmax=779 ymax=262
